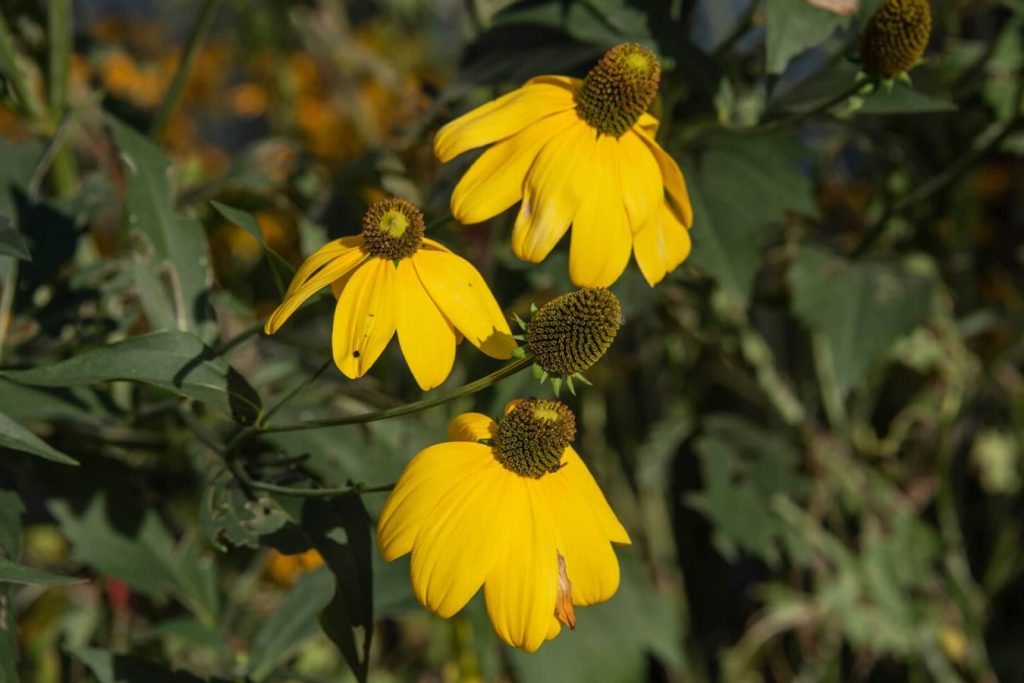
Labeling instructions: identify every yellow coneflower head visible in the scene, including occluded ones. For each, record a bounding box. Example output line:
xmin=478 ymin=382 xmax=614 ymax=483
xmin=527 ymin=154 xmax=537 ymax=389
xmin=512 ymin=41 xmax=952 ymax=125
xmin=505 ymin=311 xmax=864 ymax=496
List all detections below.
xmin=575 ymin=43 xmax=661 ymax=137
xmin=861 ymin=0 xmax=932 ymax=79
xmin=264 ymin=197 xmax=515 ymax=390
xmin=377 ymin=406 xmax=630 ymax=652
xmin=526 ymin=288 xmax=622 ymax=378
xmin=434 ymin=43 xmax=693 ymax=288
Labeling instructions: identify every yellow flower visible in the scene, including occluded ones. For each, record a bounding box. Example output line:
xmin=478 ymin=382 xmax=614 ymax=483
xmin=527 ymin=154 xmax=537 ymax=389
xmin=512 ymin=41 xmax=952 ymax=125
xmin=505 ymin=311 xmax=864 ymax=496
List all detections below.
xmin=265 ymin=197 xmax=515 ymax=390
xmin=377 ymin=400 xmax=630 ymax=652
xmin=435 ymin=43 xmax=693 ymax=288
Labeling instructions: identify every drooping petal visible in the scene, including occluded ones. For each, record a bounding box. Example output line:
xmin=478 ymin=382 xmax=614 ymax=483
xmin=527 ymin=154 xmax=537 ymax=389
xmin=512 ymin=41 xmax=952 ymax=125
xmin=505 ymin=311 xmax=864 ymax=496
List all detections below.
xmin=538 ymin=470 xmax=621 ymax=606
xmin=635 ymin=112 xmax=659 ymax=138
xmin=284 ymin=236 xmax=363 ymax=298
xmin=377 ymin=442 xmax=493 ymax=561
xmin=636 ymin=132 xmax=694 ymax=228
xmin=568 ymin=135 xmax=632 ymax=287
xmin=617 ymin=131 xmax=663 ymax=235
xmin=421 ymin=237 xmax=453 ymax=253
xmin=512 ymin=119 xmax=599 ymax=263
xmin=560 ymin=448 xmax=631 ymax=545
xmin=412 ymin=250 xmax=516 ymax=359
xmin=447 ymin=413 xmax=496 ymax=442
xmin=484 ymin=483 xmax=560 ymax=653
xmin=451 ymin=111 xmax=576 ymax=225
xmin=331 ymin=258 xmax=398 ymax=379
xmin=396 ymin=259 xmax=457 ymax=390
xmin=265 ymin=240 xmax=367 ymax=334
xmin=434 ymin=76 xmax=577 ymax=162
xmin=633 ymin=202 xmax=692 ymax=286
xmin=410 ymin=460 xmax=511 ymax=617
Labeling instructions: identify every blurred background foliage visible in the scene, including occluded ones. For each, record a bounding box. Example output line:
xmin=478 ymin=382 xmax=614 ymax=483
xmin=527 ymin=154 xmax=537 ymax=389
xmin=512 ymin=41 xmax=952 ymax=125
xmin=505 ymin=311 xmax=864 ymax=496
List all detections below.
xmin=0 ymin=0 xmax=1022 ymax=681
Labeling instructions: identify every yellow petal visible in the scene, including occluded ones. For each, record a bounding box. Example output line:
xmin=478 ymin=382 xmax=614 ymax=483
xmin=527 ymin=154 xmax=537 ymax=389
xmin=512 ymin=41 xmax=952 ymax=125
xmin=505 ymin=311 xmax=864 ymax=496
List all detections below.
xmin=410 ymin=460 xmax=511 ymax=617
xmin=633 ymin=202 xmax=692 ymax=286
xmin=450 ymin=110 xmax=575 ymax=225
xmin=561 ymin=447 xmax=631 ymax=545
xmin=265 ymin=243 xmax=367 ymax=334
xmin=635 ymin=112 xmax=659 ymax=138
xmin=568 ymin=135 xmax=632 ymax=287
xmin=284 ymin=236 xmax=363 ymax=298
xmin=421 ymin=237 xmax=452 ymax=253
xmin=377 ymin=442 xmax=493 ymax=561
xmin=484 ymin=482 xmax=559 ymax=653
xmin=331 ymin=258 xmax=398 ymax=379
xmin=512 ymin=119 xmax=598 ymax=263
xmin=396 ymin=260 xmax=457 ymax=390
xmin=617 ymin=131 xmax=663 ymax=235
xmin=637 ymin=132 xmax=694 ymax=228
xmin=434 ymin=76 xmax=576 ymax=162
xmin=412 ymin=250 xmax=516 ymax=359
xmin=447 ymin=413 xmax=497 ymax=442
xmin=539 ymin=470 xmax=621 ymax=606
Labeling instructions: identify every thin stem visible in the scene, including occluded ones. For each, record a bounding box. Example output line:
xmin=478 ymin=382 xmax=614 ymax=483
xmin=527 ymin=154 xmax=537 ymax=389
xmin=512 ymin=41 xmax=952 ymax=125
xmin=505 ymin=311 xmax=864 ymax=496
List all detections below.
xmin=258 ymin=359 xmax=332 ymax=427
xmin=47 ymin=0 xmax=72 ymax=117
xmin=261 ymin=356 xmax=533 ymax=434
xmin=228 ymin=459 xmax=394 ymax=498
xmin=0 ymin=258 xmax=18 ymax=365
xmin=150 ymin=0 xmax=222 ymax=140
xmin=213 ymin=320 xmax=263 ymax=355
xmin=753 ymin=78 xmax=871 ymax=134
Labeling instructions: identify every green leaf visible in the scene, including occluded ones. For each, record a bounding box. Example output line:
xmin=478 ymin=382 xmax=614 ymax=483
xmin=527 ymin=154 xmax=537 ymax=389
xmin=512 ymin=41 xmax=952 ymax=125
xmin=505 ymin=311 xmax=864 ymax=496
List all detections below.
xmin=1 ymin=331 xmax=262 ymax=424
xmin=687 ymin=416 xmax=807 ymax=566
xmin=0 ymin=555 xmax=82 ymax=585
xmin=0 ymin=487 xmax=24 ymax=683
xmin=200 ymin=477 xmax=289 ymax=550
xmin=0 ymin=216 xmax=29 ymax=260
xmin=788 ymin=246 xmax=935 ymax=391
xmin=686 ymin=133 xmax=815 ymax=304
xmin=0 ymin=380 xmax=109 ymax=423
xmin=765 ymin=0 xmax=851 ymax=74
xmin=0 ymin=411 xmax=78 ymax=465
xmin=773 ymin=64 xmax=956 ymax=115
xmin=288 ymin=496 xmax=373 ymax=683
xmin=73 ymin=647 xmax=221 ymax=683
xmin=106 ymin=116 xmax=213 ymax=335
xmin=247 ymin=567 xmax=335 ymax=681
xmin=210 ymin=201 xmax=295 ymax=296
xmin=509 ymin=552 xmax=685 ymax=682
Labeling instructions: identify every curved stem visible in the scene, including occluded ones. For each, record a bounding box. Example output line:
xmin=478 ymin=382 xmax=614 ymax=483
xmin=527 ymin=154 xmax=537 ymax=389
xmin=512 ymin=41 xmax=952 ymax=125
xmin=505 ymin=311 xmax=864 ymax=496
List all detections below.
xmin=752 ymin=78 xmax=872 ymax=134
xmin=228 ymin=458 xmax=393 ymax=499
xmin=261 ymin=356 xmax=533 ymax=434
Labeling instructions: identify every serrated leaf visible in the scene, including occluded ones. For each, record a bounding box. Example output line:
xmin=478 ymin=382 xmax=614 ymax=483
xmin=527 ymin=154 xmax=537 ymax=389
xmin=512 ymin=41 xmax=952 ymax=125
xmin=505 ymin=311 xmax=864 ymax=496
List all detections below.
xmin=766 ymin=0 xmax=851 ymax=74
xmin=200 ymin=478 xmax=289 ymax=550
xmin=686 ymin=133 xmax=815 ymax=304
xmin=0 ymin=555 xmax=82 ymax=585
xmin=688 ymin=416 xmax=807 ymax=566
xmin=106 ymin=116 xmax=213 ymax=335
xmin=209 ymin=201 xmax=295 ymax=296
xmin=247 ymin=568 xmax=334 ymax=681
xmin=0 ymin=411 xmax=78 ymax=465
xmin=788 ymin=246 xmax=935 ymax=391
xmin=0 ymin=216 xmax=29 ymax=260
xmin=1 ymin=331 xmax=262 ymax=424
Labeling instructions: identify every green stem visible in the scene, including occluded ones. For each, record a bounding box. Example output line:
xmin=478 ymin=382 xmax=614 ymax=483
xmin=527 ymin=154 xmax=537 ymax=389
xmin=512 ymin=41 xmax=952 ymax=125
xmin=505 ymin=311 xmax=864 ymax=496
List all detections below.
xmin=47 ymin=0 xmax=71 ymax=117
xmin=150 ymin=0 xmax=222 ymax=140
xmin=228 ymin=458 xmax=394 ymax=498
xmin=0 ymin=258 xmax=17 ymax=365
xmin=258 ymin=359 xmax=332 ymax=428
xmin=261 ymin=356 xmax=533 ymax=434
xmin=753 ymin=78 xmax=872 ymax=134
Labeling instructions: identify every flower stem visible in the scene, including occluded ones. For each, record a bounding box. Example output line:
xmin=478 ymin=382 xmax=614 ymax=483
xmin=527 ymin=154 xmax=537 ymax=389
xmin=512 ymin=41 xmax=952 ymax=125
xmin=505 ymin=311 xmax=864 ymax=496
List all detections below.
xmin=150 ymin=0 xmax=222 ymax=140
xmin=260 ymin=355 xmax=533 ymax=434
xmin=228 ymin=458 xmax=394 ymax=499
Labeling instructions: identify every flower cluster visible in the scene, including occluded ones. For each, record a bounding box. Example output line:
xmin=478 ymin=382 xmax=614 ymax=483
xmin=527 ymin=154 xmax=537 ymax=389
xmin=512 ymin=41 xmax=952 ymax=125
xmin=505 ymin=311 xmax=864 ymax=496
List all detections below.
xmin=266 ymin=42 xmax=690 ymax=652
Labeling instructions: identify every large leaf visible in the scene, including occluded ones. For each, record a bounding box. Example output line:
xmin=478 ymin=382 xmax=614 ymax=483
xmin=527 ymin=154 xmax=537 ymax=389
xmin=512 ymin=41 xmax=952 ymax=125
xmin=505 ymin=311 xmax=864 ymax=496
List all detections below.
xmin=0 ymin=411 xmax=78 ymax=465
xmin=1 ymin=331 xmax=262 ymax=424
xmin=106 ymin=116 xmax=213 ymax=335
xmin=289 ymin=495 xmax=374 ymax=682
xmin=687 ymin=416 xmax=808 ymax=566
xmin=686 ymin=133 xmax=816 ymax=304
xmin=766 ymin=0 xmax=851 ymax=74
xmin=788 ymin=246 xmax=935 ymax=391
xmin=247 ymin=567 xmax=335 ymax=681
xmin=0 ymin=555 xmax=82 ymax=585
